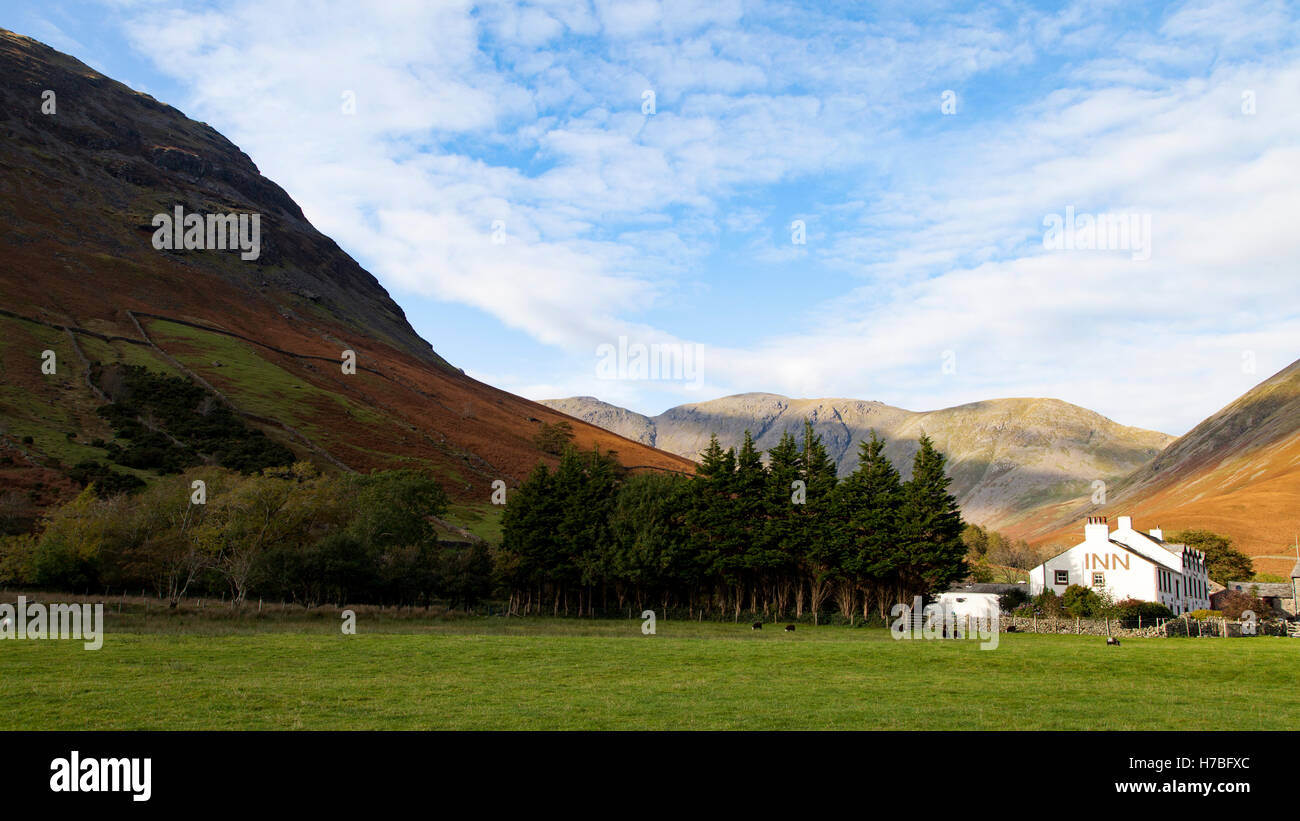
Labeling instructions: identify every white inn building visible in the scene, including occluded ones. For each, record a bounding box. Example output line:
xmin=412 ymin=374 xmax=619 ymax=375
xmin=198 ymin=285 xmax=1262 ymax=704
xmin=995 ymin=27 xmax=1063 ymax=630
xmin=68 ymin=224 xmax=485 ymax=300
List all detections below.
xmin=1028 ymin=516 xmax=1210 ymax=615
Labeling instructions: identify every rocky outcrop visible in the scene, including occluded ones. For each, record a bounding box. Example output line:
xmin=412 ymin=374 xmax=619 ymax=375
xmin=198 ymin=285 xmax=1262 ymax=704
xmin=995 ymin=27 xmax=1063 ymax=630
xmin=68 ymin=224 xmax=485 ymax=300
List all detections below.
xmin=538 ymin=397 xmax=657 ymax=446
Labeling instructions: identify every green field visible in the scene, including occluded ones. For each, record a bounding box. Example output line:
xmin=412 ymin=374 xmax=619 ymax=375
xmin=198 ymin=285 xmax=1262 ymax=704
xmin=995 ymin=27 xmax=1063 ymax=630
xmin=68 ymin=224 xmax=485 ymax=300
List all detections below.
xmin=1 ymin=615 xmax=1295 ymax=730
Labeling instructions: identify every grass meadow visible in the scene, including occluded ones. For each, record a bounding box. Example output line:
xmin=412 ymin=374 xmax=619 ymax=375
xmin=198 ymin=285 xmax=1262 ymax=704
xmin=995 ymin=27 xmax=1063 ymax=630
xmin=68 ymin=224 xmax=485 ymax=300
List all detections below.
xmin=0 ymin=599 xmax=1295 ymax=730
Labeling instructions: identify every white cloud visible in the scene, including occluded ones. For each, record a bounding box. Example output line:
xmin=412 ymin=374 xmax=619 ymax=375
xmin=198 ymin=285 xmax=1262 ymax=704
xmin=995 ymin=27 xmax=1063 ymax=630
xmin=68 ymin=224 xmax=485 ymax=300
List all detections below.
xmin=103 ymin=0 xmax=1300 ymax=436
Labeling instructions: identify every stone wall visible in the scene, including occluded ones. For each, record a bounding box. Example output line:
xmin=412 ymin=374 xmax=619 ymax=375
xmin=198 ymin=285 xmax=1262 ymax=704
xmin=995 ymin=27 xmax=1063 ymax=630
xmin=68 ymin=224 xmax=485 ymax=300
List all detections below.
xmin=1001 ymin=615 xmax=1162 ymax=638
xmin=999 ymin=614 xmax=1294 ymax=638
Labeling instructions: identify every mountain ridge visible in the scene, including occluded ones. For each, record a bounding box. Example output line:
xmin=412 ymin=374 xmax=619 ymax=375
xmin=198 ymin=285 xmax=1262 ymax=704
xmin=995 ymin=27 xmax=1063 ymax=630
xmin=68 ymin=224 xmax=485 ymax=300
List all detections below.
xmin=540 ymin=392 xmax=1174 ymax=531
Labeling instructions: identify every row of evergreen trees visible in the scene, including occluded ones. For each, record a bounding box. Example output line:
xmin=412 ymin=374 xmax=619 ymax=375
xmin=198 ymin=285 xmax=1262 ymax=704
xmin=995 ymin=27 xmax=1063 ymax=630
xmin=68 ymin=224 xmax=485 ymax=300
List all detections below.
xmin=498 ymin=423 xmax=967 ymax=622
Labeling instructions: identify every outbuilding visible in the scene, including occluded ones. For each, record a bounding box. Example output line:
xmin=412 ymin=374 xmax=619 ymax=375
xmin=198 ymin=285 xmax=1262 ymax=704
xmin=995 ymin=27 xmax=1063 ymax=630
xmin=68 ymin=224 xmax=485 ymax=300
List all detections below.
xmin=937 ymin=582 xmax=1028 ymax=619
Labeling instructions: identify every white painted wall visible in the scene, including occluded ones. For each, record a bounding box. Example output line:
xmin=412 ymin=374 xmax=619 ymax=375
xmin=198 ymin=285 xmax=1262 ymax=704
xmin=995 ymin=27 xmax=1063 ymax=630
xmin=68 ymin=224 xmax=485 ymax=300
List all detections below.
xmin=1028 ymin=517 xmax=1211 ymax=615
xmin=936 ymin=591 xmax=1002 ymax=619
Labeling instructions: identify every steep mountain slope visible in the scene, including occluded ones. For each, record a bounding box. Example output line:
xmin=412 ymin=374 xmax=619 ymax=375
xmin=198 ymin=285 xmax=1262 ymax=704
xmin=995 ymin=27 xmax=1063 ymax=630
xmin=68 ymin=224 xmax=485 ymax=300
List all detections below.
xmin=1024 ymin=358 xmax=1300 ymax=575
xmin=0 ymin=31 xmax=439 ymax=368
xmin=540 ymin=392 xmax=1172 ymax=530
xmin=0 ymin=30 xmax=694 ymax=531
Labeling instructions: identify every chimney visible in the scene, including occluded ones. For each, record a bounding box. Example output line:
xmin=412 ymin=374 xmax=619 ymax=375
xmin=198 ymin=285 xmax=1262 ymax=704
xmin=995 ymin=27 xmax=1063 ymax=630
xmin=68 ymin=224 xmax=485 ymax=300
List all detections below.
xmin=1084 ymin=515 xmax=1110 ymax=544
xmin=1117 ymin=515 xmax=1133 ymax=531
xmin=1149 ymin=525 xmax=1163 ymax=540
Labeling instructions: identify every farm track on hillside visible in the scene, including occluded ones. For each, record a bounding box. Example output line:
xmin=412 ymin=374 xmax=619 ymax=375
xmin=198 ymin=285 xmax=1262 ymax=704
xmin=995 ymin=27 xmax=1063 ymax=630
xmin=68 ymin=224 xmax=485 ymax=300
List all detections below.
xmin=0 ymin=304 xmax=523 ymax=483
xmin=125 ymin=310 xmax=357 ymax=473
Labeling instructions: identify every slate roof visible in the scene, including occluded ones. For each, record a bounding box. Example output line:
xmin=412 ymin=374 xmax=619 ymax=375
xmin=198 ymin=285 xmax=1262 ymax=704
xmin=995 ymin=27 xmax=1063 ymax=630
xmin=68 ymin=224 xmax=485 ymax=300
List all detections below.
xmin=946 ymin=583 xmax=1028 ymax=594
xmin=1111 ymin=538 xmax=1183 ymax=572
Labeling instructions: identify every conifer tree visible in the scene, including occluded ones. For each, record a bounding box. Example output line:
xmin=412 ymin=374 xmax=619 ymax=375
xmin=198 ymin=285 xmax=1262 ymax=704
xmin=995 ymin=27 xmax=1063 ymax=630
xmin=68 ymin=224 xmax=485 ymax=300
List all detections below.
xmin=896 ymin=433 xmax=966 ymax=601
xmin=568 ymin=446 xmax=621 ymax=615
xmin=686 ymin=435 xmax=733 ymax=612
xmin=499 ymin=461 xmax=560 ymax=613
xmin=798 ymin=420 xmax=839 ymax=622
xmin=761 ymin=430 xmax=801 ymax=617
xmin=834 ymin=431 xmax=903 ymax=617
xmin=728 ymin=431 xmax=765 ymax=613
xmin=608 ymin=471 xmax=687 ymax=614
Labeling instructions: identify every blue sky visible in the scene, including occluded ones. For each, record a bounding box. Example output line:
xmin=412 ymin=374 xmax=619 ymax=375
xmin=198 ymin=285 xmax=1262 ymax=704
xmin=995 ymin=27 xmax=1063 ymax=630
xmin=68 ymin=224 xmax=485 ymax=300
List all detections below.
xmin=4 ymin=0 xmax=1299 ymax=435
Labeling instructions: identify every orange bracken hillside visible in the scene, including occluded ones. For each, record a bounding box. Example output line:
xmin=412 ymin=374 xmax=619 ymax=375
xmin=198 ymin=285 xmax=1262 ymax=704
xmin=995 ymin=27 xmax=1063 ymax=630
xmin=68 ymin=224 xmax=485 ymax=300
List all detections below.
xmin=0 ymin=29 xmax=693 ymax=513
xmin=1015 ymin=358 xmax=1300 ymax=577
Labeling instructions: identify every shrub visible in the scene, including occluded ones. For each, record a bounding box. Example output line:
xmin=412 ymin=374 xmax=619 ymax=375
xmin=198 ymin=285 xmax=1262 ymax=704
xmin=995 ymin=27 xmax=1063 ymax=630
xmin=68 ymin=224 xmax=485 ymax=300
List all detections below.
xmin=29 ymin=488 xmax=133 ymax=590
xmin=1032 ymin=589 xmax=1065 ymax=617
xmin=998 ymin=587 xmax=1030 ymax=612
xmin=0 ymin=533 xmax=37 ymax=585
xmin=67 ymin=460 xmax=146 ymax=497
xmin=32 ymin=537 xmax=98 ymax=590
xmin=969 ymin=561 xmax=994 ymax=583
xmin=1215 ymin=589 xmax=1269 ymax=620
xmin=0 ymin=490 xmax=35 ymax=536
xmin=533 ymin=420 xmax=575 ymax=455
xmin=1061 ymin=583 xmax=1105 ymax=617
xmin=1109 ymin=598 xmax=1173 ymax=625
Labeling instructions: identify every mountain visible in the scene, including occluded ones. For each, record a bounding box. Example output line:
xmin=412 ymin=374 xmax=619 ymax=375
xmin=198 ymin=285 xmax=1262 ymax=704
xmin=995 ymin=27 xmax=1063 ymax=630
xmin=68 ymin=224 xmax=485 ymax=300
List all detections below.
xmin=1024 ymin=358 xmax=1300 ymax=576
xmin=0 ymin=30 xmax=694 ymax=536
xmin=539 ymin=393 xmax=1173 ymax=530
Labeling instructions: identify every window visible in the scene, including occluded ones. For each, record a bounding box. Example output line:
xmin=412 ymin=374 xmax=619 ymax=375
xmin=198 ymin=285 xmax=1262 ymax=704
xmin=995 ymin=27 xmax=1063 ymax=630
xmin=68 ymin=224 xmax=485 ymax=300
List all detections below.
xmin=1092 ymin=572 xmax=1105 ymax=587
xmin=1055 ymin=570 xmax=1068 ymax=586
